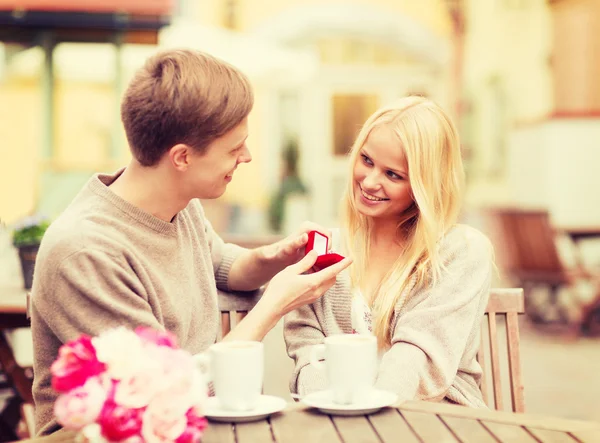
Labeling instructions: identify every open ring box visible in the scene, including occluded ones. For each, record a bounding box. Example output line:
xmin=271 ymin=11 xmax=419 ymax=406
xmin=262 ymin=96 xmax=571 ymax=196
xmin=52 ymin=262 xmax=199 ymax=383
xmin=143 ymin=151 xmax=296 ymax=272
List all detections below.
xmin=305 ymin=231 xmax=345 ymax=270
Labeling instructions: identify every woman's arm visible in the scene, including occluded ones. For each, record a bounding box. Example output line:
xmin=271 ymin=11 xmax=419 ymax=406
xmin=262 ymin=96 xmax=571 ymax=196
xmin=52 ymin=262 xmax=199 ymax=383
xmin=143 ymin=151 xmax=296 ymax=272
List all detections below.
xmin=376 ymin=227 xmax=493 ymax=402
xmin=283 ymin=303 xmax=328 ymax=395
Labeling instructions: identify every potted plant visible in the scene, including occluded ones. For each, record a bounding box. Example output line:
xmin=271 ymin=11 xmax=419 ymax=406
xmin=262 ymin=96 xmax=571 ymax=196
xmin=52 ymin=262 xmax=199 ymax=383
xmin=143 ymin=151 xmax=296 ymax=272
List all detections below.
xmin=12 ymin=215 xmax=50 ymax=289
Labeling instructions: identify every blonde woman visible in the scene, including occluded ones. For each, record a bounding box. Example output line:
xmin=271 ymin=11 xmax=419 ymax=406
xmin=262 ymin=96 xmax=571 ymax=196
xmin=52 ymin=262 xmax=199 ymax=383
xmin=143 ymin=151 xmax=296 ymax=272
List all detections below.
xmin=284 ymin=96 xmax=493 ymax=407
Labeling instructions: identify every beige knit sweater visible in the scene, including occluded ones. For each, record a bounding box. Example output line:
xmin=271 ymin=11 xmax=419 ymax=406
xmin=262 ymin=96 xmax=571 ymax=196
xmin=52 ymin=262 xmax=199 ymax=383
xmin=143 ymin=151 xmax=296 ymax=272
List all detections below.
xmin=284 ymin=225 xmax=492 ymax=408
xmin=31 ymin=170 xmax=243 ymax=435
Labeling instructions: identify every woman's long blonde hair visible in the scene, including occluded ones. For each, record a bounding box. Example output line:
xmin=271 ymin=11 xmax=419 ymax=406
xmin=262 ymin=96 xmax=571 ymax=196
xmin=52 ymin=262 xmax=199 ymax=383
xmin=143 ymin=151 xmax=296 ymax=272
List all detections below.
xmin=341 ymin=96 xmax=465 ymax=348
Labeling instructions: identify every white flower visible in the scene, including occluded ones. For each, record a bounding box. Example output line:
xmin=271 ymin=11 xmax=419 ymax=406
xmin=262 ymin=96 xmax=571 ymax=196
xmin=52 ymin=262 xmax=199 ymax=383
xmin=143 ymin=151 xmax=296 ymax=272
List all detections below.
xmin=114 ymin=355 xmax=165 ymax=409
xmin=92 ymin=327 xmax=148 ymax=380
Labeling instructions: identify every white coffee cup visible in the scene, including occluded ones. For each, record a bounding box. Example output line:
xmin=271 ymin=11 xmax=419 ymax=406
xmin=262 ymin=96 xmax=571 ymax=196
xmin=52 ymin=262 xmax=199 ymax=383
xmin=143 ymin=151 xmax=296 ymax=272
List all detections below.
xmin=194 ymin=340 xmax=264 ymax=411
xmin=309 ymin=334 xmax=377 ymax=405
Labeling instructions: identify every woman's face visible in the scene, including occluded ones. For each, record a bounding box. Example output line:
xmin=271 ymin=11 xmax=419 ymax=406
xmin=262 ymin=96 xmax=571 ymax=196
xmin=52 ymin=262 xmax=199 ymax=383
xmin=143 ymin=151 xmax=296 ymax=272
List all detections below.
xmin=352 ymin=125 xmax=414 ymax=222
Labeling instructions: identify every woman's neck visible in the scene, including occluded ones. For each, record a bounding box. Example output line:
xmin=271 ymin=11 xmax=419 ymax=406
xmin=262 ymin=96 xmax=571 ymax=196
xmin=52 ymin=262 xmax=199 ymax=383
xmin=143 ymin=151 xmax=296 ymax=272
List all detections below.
xmin=370 ymin=219 xmax=405 ymax=249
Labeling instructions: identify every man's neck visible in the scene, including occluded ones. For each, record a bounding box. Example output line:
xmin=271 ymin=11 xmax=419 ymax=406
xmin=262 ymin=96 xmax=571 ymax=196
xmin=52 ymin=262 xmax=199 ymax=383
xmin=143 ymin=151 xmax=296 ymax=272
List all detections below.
xmin=109 ymin=161 xmax=188 ymax=222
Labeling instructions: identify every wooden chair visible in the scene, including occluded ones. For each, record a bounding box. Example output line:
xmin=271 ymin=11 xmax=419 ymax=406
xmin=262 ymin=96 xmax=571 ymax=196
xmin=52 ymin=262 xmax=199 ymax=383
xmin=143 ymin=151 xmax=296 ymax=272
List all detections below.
xmin=478 ymin=288 xmax=525 ymax=413
xmin=0 ymin=330 xmax=35 ymax=439
xmin=0 ymin=289 xmax=35 ymax=439
xmin=217 ymin=289 xmax=263 ymax=340
xmin=482 ymin=208 xmax=600 ymax=329
xmin=217 ymin=287 xmax=528 ymax=413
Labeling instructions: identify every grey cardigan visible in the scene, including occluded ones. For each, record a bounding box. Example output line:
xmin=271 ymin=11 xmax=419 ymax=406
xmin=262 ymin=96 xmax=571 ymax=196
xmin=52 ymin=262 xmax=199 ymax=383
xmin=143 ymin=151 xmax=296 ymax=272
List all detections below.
xmin=284 ymin=224 xmax=492 ymax=408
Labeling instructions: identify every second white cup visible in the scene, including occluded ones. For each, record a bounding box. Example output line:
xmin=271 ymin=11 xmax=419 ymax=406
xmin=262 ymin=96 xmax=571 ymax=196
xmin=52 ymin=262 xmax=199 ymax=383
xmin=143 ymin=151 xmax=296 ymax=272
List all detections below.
xmin=195 ymin=340 xmax=264 ymax=411
xmin=310 ymin=334 xmax=377 ymax=405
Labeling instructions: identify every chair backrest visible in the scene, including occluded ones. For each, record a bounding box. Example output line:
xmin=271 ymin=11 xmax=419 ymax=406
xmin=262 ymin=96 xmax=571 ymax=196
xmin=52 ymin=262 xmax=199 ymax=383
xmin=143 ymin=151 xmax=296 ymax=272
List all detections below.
xmin=483 ymin=208 xmax=569 ymax=285
xmin=217 ymin=289 xmax=262 ymax=340
xmin=478 ymin=288 xmax=525 ymax=413
xmin=216 ymin=286 xmax=527 ymax=412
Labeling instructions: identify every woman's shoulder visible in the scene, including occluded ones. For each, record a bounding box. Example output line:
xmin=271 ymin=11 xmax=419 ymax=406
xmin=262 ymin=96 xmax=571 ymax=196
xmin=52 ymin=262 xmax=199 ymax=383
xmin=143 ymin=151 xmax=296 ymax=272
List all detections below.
xmin=439 ymin=224 xmax=493 ymax=262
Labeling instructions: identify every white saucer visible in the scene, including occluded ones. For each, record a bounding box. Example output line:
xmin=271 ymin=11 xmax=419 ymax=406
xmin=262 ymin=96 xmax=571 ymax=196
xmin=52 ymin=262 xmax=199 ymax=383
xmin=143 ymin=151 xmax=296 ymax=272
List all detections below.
xmin=302 ymin=389 xmax=398 ymax=416
xmin=204 ymin=395 xmax=287 ymax=423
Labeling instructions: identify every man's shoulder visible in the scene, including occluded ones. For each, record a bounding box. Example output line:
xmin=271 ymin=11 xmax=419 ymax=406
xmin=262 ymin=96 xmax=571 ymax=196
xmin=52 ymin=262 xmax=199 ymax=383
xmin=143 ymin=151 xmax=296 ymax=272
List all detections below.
xmin=38 ymin=213 xmax=126 ymax=266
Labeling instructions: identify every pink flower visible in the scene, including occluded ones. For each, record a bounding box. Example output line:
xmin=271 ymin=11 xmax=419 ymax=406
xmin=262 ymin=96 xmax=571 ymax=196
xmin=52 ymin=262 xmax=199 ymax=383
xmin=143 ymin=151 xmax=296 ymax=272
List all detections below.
xmin=54 ymin=377 xmax=108 ymax=430
xmin=135 ymin=327 xmax=178 ymax=348
xmin=159 ymin=349 xmax=196 ymax=399
xmin=93 ymin=328 xmax=146 ymax=381
xmin=51 ymin=336 xmax=106 ymax=393
xmin=176 ymin=407 xmax=208 ymax=443
xmin=98 ymin=398 xmax=144 ymax=442
xmin=51 ymin=327 xmax=209 ymax=443
xmin=141 ymin=399 xmax=188 ymax=443
xmin=113 ymin=359 xmax=163 ymax=409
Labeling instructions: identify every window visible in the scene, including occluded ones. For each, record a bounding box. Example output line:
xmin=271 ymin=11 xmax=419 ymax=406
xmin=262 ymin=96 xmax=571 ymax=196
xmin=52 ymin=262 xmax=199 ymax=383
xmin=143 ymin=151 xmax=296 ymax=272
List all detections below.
xmin=331 ymin=94 xmax=379 ymax=156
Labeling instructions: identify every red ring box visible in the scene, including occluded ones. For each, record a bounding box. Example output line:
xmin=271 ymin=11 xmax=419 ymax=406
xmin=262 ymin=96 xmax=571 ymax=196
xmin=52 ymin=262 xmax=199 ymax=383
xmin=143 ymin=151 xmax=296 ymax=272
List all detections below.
xmin=305 ymin=231 xmax=345 ymax=270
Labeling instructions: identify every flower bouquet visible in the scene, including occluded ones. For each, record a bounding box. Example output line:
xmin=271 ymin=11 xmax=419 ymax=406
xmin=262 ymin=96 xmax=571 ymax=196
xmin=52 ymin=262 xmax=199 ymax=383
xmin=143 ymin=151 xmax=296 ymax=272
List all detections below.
xmin=51 ymin=327 xmax=208 ymax=443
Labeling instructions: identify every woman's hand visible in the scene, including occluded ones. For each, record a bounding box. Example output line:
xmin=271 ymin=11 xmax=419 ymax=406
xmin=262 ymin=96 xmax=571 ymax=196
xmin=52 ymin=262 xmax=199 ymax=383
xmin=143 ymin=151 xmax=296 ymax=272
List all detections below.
xmin=259 ymin=222 xmax=332 ymax=270
xmin=260 ymin=249 xmax=352 ymax=317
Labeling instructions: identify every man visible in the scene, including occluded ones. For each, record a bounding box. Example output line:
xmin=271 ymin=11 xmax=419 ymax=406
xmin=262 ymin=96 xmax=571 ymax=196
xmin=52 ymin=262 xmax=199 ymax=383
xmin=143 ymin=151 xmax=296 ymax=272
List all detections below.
xmin=31 ymin=49 xmax=351 ymax=435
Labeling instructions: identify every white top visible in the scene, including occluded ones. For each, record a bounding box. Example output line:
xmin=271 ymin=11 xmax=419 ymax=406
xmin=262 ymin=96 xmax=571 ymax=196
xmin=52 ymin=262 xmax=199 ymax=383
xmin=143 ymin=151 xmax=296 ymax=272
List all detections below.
xmin=351 ymin=289 xmax=373 ymax=335
xmin=351 ymin=289 xmax=391 ymax=362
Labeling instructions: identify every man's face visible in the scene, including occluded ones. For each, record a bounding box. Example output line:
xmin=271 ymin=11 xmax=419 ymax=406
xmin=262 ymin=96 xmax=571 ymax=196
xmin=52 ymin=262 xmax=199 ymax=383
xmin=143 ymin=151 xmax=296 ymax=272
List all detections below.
xmin=185 ymin=118 xmax=251 ymax=199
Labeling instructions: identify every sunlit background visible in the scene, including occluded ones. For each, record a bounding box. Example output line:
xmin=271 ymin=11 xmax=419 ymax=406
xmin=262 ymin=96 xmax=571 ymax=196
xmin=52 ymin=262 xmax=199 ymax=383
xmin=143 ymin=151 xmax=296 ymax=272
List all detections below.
xmin=1 ymin=0 xmax=600 ymax=429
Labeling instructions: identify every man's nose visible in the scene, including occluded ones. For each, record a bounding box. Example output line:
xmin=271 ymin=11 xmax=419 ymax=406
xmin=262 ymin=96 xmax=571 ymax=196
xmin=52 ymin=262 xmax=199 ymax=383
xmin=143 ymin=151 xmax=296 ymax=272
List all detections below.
xmin=238 ymin=145 xmax=252 ymax=164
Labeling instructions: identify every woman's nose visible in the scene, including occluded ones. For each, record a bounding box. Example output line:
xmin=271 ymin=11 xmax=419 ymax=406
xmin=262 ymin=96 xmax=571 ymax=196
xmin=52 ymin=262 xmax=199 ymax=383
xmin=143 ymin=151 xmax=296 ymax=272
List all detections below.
xmin=362 ymin=170 xmax=381 ymax=190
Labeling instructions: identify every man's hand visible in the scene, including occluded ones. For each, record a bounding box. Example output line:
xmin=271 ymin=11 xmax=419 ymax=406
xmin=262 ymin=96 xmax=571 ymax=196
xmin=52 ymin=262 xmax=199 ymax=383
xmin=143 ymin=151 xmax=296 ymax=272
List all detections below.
xmin=260 ymin=250 xmax=352 ymax=317
xmin=260 ymin=222 xmax=332 ymax=269
xmin=223 ymin=250 xmax=352 ymax=342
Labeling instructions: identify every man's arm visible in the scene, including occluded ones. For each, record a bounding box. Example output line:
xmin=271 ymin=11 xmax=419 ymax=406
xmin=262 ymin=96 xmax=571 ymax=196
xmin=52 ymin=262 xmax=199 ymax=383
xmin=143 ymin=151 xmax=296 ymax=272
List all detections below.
xmin=33 ymin=248 xmax=163 ymax=342
xmin=31 ymin=248 xmax=164 ymax=436
xmin=225 ymin=239 xmax=304 ymax=291
xmin=222 ymin=251 xmax=352 ymax=345
xmin=214 ymin=223 xmax=333 ymax=292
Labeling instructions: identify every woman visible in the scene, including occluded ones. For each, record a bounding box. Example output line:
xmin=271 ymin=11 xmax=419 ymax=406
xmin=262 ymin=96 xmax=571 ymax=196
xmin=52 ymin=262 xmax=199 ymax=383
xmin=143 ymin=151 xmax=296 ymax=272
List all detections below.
xmin=284 ymin=96 xmax=493 ymax=407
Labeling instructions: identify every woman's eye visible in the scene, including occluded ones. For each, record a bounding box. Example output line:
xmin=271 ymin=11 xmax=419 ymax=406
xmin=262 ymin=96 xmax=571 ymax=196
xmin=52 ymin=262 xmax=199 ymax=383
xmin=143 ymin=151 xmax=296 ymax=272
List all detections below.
xmin=386 ymin=171 xmax=401 ymax=180
xmin=361 ymin=154 xmax=373 ymax=165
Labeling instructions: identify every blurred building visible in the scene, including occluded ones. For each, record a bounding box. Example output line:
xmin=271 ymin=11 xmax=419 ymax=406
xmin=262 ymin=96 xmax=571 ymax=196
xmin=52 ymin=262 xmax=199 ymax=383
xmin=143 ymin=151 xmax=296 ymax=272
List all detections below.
xmin=462 ymin=0 xmax=600 ymax=229
xmin=1 ymin=0 xmax=597 ymax=233
xmin=0 ymin=0 xmax=455 ymax=232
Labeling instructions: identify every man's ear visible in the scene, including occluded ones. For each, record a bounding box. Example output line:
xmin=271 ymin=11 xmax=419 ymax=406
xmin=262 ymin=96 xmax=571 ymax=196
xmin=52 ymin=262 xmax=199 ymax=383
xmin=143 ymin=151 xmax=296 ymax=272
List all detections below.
xmin=169 ymin=144 xmax=191 ymax=171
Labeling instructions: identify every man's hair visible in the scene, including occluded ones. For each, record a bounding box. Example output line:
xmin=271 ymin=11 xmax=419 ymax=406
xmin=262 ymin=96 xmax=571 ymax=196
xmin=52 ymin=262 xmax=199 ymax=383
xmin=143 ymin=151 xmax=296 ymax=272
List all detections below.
xmin=121 ymin=49 xmax=254 ymax=166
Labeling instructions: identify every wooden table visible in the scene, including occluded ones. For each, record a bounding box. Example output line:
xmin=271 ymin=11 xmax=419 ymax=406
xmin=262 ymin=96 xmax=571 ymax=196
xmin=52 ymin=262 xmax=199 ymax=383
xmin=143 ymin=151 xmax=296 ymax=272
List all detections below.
xmin=0 ymin=285 xmax=29 ymax=329
xmin=17 ymin=400 xmax=600 ymax=443
xmin=555 ymin=225 xmax=600 ymax=275
xmin=556 ymin=226 xmax=600 ymax=243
